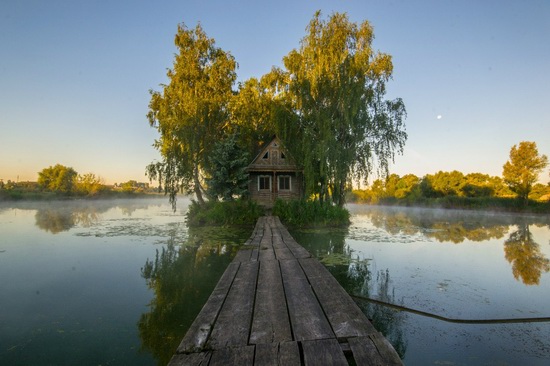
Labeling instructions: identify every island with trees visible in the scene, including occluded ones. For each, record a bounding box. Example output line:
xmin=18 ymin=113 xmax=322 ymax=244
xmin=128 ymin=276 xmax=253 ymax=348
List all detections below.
xmin=145 ymin=11 xmax=549 ymax=225
xmin=2 ymin=12 xmax=549 ymax=222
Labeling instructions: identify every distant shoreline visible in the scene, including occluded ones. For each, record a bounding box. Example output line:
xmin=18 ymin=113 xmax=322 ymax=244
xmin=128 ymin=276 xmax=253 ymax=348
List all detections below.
xmin=0 ymin=190 xmax=164 ymax=202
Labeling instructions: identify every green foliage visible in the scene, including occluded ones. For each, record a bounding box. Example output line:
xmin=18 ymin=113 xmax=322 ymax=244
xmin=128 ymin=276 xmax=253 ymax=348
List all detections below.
xmin=349 ymin=170 xmax=550 ymax=213
xmin=272 ymin=199 xmax=351 ymax=228
xmin=502 ymin=141 xmax=549 ymax=203
xmin=37 ymin=164 xmax=78 ymax=193
xmin=228 ymin=77 xmax=278 ymax=158
xmin=205 ymin=133 xmax=250 ymax=201
xmin=272 ymin=11 xmax=407 ymax=207
xmin=73 ymin=173 xmax=107 ymax=196
xmin=186 ymin=199 xmax=264 ymax=227
xmin=147 ymin=22 xmax=237 ymax=208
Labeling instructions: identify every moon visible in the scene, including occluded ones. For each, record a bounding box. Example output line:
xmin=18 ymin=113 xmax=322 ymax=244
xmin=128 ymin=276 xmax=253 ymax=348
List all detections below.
xmin=437 ymin=115 xmax=442 ymax=120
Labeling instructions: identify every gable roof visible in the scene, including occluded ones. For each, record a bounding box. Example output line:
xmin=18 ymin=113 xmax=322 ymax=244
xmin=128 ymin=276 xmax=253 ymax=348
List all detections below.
xmin=247 ymin=136 xmax=301 ymax=172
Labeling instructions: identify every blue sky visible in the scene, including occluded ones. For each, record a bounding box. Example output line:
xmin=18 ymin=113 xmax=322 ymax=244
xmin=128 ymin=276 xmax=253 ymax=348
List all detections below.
xmin=1 ymin=0 xmax=549 ymax=185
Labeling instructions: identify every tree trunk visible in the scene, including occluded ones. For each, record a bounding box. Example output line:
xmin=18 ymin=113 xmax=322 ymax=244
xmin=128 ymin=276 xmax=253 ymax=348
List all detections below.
xmin=193 ymin=165 xmax=205 ymax=205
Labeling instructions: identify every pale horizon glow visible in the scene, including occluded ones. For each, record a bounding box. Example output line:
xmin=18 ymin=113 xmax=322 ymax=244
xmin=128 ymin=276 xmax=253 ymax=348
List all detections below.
xmin=1 ymin=1 xmax=549 ymax=185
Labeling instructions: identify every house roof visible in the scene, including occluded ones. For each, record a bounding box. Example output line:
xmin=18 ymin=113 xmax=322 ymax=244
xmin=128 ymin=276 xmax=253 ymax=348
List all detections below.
xmin=247 ymin=136 xmax=301 ymax=173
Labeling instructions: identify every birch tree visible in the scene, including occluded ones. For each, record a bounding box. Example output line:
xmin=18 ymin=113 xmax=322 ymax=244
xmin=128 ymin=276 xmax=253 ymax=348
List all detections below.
xmin=147 ymin=23 xmax=237 ymax=208
xmin=275 ymin=11 xmax=407 ymax=206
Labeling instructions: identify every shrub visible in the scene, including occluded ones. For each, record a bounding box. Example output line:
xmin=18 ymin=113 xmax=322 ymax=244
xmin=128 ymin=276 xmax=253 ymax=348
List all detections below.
xmin=186 ymin=199 xmax=264 ymax=227
xmin=272 ymin=199 xmax=350 ymax=228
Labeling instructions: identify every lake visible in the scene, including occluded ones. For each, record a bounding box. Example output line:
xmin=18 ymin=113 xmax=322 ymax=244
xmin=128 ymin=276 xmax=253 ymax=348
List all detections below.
xmin=291 ymin=204 xmax=550 ymax=365
xmin=1 ymin=199 xmax=549 ymax=365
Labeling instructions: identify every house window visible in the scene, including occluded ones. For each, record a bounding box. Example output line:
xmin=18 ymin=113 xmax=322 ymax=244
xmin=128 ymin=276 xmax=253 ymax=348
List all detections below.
xmin=258 ymin=176 xmax=271 ymax=190
xmin=262 ymin=151 xmax=269 ymax=159
xmin=279 ymin=176 xmax=291 ymax=190
xmin=281 ymin=152 xmax=286 ymax=159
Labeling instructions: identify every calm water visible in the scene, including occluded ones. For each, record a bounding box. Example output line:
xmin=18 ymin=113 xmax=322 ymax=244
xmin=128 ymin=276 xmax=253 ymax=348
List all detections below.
xmin=1 ymin=200 xmax=549 ymax=365
xmin=0 ymin=198 xmax=250 ymax=366
xmin=292 ymin=204 xmax=550 ymax=365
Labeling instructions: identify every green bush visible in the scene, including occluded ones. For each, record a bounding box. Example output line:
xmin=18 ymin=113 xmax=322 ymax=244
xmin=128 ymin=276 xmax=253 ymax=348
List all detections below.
xmin=272 ymin=199 xmax=350 ymax=228
xmin=186 ymin=199 xmax=264 ymax=227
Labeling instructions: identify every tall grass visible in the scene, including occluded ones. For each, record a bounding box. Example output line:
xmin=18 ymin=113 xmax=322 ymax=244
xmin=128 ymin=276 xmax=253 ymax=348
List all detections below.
xmin=186 ymin=199 xmax=264 ymax=227
xmin=272 ymin=199 xmax=351 ymax=228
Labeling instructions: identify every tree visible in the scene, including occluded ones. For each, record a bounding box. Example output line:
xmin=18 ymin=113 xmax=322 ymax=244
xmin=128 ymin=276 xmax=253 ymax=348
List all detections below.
xmin=37 ymin=164 xmax=78 ymax=193
xmin=228 ymin=77 xmax=277 ymax=158
xmin=274 ymin=11 xmax=407 ymax=206
xmin=74 ymin=173 xmax=105 ymax=196
xmin=146 ymin=23 xmax=237 ymax=208
xmin=205 ymin=133 xmax=250 ymax=201
xmin=502 ymin=141 xmax=548 ymax=203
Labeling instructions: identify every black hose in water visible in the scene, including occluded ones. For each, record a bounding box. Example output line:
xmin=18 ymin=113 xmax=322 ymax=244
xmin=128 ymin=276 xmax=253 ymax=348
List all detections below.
xmin=351 ymin=294 xmax=550 ymax=324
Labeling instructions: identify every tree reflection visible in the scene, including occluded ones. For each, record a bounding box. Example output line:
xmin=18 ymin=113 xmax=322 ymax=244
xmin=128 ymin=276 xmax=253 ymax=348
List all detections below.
xmin=35 ymin=208 xmax=76 ymax=233
xmin=33 ymin=201 xmax=157 ymax=234
xmin=138 ymin=227 xmax=247 ymax=365
xmin=504 ymin=223 xmax=550 ymax=285
xmin=328 ymin=261 xmax=407 ymax=358
xmin=364 ymin=207 xmax=511 ymax=243
xmin=292 ymin=227 xmax=407 ymax=358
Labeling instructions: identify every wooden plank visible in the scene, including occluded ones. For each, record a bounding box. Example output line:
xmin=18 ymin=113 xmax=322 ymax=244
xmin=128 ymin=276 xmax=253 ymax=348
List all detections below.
xmin=254 ymin=343 xmax=279 ymax=366
xmin=250 ymin=260 xmax=292 ymax=344
xmin=233 ymin=248 xmax=253 ymax=262
xmin=302 ymin=338 xmax=348 ymax=366
xmin=258 ymin=226 xmax=275 ymax=260
xmin=209 ymin=345 xmax=255 ymax=366
xmin=274 ymin=246 xmax=295 ymax=260
xmin=300 ymin=257 xmax=377 ymax=338
xmin=279 ymin=341 xmax=302 ymax=365
xmin=168 ymin=352 xmax=211 ymax=366
xmin=259 ymin=245 xmax=276 ymax=261
xmin=280 ymin=234 xmax=311 ymax=259
xmin=349 ymin=335 xmax=403 ymax=366
xmin=176 ymin=262 xmax=240 ymax=353
xmin=348 ymin=336 xmax=386 ymax=366
xmin=279 ymin=259 xmax=334 ymax=341
xmin=368 ymin=333 xmax=403 ymax=365
xmin=250 ymin=247 xmax=259 ymax=261
xmin=254 ymin=342 xmax=301 ymax=366
xmin=207 ymin=261 xmax=259 ymax=349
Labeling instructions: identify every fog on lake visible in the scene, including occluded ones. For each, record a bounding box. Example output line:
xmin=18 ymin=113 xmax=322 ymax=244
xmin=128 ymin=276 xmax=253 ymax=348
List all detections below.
xmin=1 ymin=199 xmax=549 ymax=365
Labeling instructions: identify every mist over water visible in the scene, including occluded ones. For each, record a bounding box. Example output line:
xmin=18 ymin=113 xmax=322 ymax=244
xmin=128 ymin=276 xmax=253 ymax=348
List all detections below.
xmin=1 ymin=199 xmax=549 ymax=365
xmin=293 ymin=204 xmax=550 ymax=365
xmin=0 ymin=198 xmax=249 ymax=365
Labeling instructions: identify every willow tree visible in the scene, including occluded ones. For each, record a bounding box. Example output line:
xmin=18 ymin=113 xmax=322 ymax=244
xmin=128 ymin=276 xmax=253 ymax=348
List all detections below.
xmin=275 ymin=11 xmax=407 ymax=206
xmin=227 ymin=77 xmax=276 ymax=158
xmin=147 ymin=23 xmax=237 ymax=208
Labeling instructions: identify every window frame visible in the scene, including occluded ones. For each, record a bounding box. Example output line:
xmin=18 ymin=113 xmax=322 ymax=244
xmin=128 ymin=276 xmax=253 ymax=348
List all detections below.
xmin=278 ymin=175 xmax=291 ymax=191
xmin=258 ymin=175 xmax=271 ymax=191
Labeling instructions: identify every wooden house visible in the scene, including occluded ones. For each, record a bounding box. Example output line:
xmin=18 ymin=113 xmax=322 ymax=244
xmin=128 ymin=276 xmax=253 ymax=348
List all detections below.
xmin=247 ymin=137 xmax=303 ymax=207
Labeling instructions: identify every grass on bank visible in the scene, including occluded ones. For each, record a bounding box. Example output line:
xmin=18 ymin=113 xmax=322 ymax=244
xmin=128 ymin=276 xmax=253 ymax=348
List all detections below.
xmin=272 ymin=199 xmax=351 ymax=228
xmin=185 ymin=199 xmax=352 ymax=228
xmin=185 ymin=199 xmax=265 ymax=227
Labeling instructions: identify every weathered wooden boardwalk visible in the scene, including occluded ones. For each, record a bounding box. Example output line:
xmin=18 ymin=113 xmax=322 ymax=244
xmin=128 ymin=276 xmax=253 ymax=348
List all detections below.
xmin=169 ymin=216 xmax=403 ymax=365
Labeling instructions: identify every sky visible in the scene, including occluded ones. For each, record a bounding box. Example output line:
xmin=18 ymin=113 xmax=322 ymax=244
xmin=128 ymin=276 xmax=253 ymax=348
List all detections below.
xmin=1 ymin=0 xmax=549 ymax=185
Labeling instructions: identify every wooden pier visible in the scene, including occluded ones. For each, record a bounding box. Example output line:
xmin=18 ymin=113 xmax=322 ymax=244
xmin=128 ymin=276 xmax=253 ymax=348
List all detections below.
xmin=169 ymin=216 xmax=403 ymax=365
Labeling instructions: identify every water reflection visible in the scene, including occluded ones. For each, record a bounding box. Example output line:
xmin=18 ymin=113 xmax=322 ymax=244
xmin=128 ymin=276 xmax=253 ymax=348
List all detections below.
xmin=351 ymin=206 xmax=550 ymax=285
xmin=291 ymin=228 xmax=407 ymax=358
xmin=28 ymin=200 xmax=164 ymax=234
xmin=138 ymin=227 xmax=249 ymax=366
xmin=504 ymin=223 xmax=550 ymax=285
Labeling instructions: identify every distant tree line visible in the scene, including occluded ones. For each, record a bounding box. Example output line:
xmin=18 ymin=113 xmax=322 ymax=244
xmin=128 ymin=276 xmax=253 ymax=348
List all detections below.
xmin=0 ymin=164 xmax=156 ymax=200
xmin=350 ymin=142 xmax=550 ymax=207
